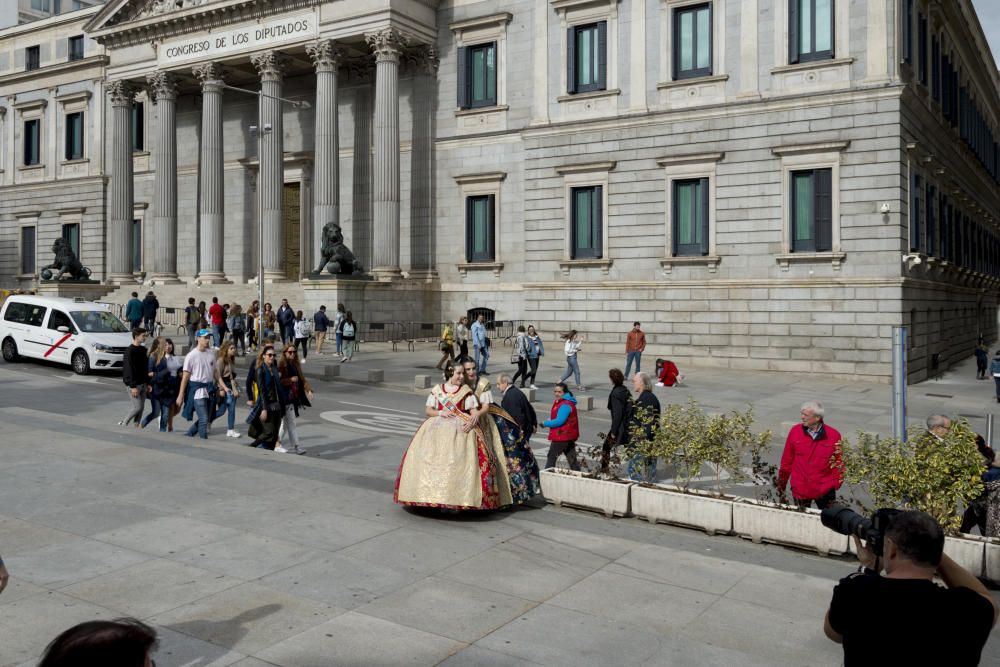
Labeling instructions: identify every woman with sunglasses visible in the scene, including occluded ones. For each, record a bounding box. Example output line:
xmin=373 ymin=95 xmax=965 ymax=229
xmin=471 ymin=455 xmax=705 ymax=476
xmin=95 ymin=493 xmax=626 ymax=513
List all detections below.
xmin=247 ymin=345 xmax=283 ymax=450
xmin=276 ymin=343 xmax=314 ymax=454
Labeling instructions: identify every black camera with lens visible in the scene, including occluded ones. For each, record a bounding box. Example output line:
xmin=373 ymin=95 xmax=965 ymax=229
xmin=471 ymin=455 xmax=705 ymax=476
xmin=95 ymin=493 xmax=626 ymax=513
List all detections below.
xmin=820 ymin=505 xmax=901 ymax=557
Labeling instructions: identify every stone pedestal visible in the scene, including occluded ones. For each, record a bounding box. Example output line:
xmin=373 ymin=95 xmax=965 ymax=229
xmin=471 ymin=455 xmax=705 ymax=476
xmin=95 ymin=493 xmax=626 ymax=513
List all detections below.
xmin=36 ymin=281 xmax=114 ymax=302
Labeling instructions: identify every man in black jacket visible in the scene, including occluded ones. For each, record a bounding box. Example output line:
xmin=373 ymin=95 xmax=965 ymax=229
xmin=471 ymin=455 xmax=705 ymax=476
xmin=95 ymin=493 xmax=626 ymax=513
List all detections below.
xmin=627 ymin=372 xmax=660 ymax=481
xmin=141 ymin=291 xmax=159 ymax=332
xmin=497 ymin=374 xmax=537 ymax=442
xmin=120 ymin=327 xmax=149 ymax=428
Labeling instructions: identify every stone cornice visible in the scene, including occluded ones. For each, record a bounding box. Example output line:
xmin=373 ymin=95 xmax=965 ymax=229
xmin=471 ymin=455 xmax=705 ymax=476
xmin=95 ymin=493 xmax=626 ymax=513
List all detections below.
xmin=86 ymin=0 xmax=317 ymax=49
xmin=0 ymin=55 xmax=109 ymax=87
xmin=448 ymin=12 xmax=513 ymax=34
xmin=771 ymin=141 xmax=850 ymax=157
xmin=555 ymin=161 xmax=616 ymax=175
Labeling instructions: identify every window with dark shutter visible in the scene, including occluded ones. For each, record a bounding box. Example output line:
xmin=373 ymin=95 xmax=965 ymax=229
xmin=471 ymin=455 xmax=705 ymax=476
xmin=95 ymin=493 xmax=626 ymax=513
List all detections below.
xmin=789 ymin=0 xmax=834 ymax=64
xmin=68 ymin=35 xmax=84 ymax=61
xmin=62 ymin=223 xmax=80 ymax=259
xmin=21 ymin=226 xmax=36 ymax=275
xmin=673 ymin=3 xmax=712 ymax=80
xmin=570 ymin=186 xmax=603 ymax=259
xmin=65 ymin=111 xmax=84 ymax=161
xmin=25 ymin=45 xmax=40 ymax=71
xmin=931 ymin=35 xmax=940 ymax=101
xmin=457 ymin=43 xmax=497 ymax=109
xmin=23 ymin=119 xmax=40 ymax=166
xmin=673 ymin=178 xmax=710 ymax=256
xmin=131 ymin=102 xmax=144 ymax=152
xmin=465 ymin=195 xmax=495 ymax=262
xmin=918 ymin=13 xmax=927 ymax=84
xmin=910 ymin=173 xmax=921 ymax=252
xmin=926 ymin=183 xmax=935 ymax=256
xmin=790 ymin=168 xmax=832 ymax=252
xmin=132 ymin=219 xmax=142 ymax=272
xmin=568 ymin=22 xmax=606 ymax=94
xmin=902 ymin=0 xmax=913 ymax=64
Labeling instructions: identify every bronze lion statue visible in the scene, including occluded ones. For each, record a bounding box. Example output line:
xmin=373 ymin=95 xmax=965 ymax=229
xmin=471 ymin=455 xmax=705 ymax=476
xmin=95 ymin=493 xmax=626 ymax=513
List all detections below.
xmin=41 ymin=238 xmax=92 ymax=281
xmin=314 ymin=222 xmax=363 ymax=276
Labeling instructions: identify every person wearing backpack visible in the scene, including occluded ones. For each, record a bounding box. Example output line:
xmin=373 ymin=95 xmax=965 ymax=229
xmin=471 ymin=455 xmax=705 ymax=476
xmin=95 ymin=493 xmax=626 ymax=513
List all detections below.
xmin=293 ymin=310 xmax=312 ymax=360
xmin=340 ymin=311 xmax=357 ymax=363
xmin=510 ymin=325 xmax=530 ymax=388
xmin=184 ymin=297 xmax=201 ymax=349
xmin=228 ymin=304 xmax=247 ymax=356
xmin=333 ymin=303 xmax=346 ymax=357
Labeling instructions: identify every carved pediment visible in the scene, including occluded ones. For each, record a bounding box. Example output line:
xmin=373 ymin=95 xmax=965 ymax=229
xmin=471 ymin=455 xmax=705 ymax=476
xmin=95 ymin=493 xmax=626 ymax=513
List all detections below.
xmin=84 ymin=0 xmax=317 ymax=48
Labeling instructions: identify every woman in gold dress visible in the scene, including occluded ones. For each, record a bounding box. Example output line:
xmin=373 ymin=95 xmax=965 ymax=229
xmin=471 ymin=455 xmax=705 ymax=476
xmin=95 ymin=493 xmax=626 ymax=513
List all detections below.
xmin=394 ymin=363 xmax=508 ymax=510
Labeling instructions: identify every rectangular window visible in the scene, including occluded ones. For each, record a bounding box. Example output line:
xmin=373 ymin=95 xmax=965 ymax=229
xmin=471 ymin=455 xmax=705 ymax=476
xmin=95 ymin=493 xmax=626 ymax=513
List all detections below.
xmin=131 ymin=102 xmax=144 ymax=152
xmin=673 ymin=3 xmax=712 ymax=80
xmin=65 ymin=111 xmax=84 ymax=161
xmin=21 ymin=226 xmax=36 ymax=274
xmin=902 ymin=0 xmax=913 ymax=64
xmin=917 ymin=13 xmax=927 ymax=84
xmin=62 ymin=223 xmax=80 ymax=259
xmin=23 ymin=119 xmax=40 ymax=166
xmin=570 ymin=185 xmax=603 ymax=259
xmin=931 ymin=35 xmax=940 ymax=101
xmin=673 ymin=178 xmax=710 ymax=256
xmin=30 ymin=0 xmax=47 ymax=11
xmin=457 ymin=42 xmax=497 ymax=109
xmin=25 ymin=45 xmax=40 ymax=71
xmin=790 ymin=169 xmax=832 ymax=252
xmin=567 ymin=22 xmax=607 ymax=94
xmin=789 ymin=0 xmax=834 ymax=64
xmin=910 ymin=173 xmax=921 ymax=252
xmin=926 ymin=183 xmax=935 ymax=256
xmin=464 ymin=195 xmax=496 ymax=262
xmin=68 ymin=35 xmax=84 ymax=61
xmin=132 ymin=219 xmax=142 ymax=272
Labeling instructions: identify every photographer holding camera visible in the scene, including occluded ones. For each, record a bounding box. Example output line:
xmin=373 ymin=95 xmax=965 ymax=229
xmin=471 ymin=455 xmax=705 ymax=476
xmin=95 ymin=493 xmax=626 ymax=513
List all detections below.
xmin=824 ymin=510 xmax=998 ymax=664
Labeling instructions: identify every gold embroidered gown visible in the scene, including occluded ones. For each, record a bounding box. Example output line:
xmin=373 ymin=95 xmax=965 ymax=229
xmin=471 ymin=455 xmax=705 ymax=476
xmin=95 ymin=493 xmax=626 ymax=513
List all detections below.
xmin=394 ymin=383 xmax=509 ymax=510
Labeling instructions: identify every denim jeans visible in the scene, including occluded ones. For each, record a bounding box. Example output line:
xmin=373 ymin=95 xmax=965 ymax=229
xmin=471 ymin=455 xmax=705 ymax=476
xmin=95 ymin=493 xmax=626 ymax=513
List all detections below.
xmin=625 ymin=351 xmax=642 ymax=377
xmin=626 ymin=454 xmax=657 ymax=482
xmin=187 ymin=324 xmax=198 ymax=350
xmin=222 ymin=391 xmax=236 ymax=430
xmin=335 ymin=331 xmax=344 ymax=354
xmin=560 ymin=354 xmax=581 ymax=386
xmin=212 ymin=325 xmax=223 ymax=348
xmin=141 ymin=397 xmax=168 ymax=432
xmin=476 ymin=345 xmax=489 ymax=373
xmin=186 ymin=397 xmax=210 ymax=439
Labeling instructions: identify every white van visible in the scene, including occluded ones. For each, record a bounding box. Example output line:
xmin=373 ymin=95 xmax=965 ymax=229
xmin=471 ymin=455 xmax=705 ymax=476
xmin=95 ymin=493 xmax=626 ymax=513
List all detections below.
xmin=0 ymin=295 xmax=133 ymax=375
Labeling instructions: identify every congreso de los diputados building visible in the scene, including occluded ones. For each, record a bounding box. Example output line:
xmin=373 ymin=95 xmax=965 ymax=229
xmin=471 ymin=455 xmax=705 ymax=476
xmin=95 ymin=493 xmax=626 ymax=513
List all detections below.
xmin=1 ymin=0 xmax=999 ymax=382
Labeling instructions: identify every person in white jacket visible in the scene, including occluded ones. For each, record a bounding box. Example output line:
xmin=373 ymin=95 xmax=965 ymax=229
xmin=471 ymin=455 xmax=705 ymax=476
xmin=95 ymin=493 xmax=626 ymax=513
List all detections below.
xmin=558 ymin=330 xmax=585 ymax=391
xmin=293 ymin=310 xmax=312 ymax=361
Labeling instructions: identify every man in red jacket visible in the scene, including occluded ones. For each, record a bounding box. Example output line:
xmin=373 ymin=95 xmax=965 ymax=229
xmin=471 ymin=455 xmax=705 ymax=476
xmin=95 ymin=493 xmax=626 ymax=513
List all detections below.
xmin=777 ymin=400 xmax=843 ymax=509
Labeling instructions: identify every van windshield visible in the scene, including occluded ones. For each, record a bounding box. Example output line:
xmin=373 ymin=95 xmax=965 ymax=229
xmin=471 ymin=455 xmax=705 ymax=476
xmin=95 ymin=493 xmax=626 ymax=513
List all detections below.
xmin=71 ymin=310 xmax=129 ymax=334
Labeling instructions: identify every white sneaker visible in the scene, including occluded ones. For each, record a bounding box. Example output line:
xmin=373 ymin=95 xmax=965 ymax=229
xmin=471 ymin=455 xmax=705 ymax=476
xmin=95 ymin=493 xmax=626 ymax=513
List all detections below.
xmin=656 ymin=382 xmax=665 ymax=387
xmin=226 ymin=429 xmax=240 ymax=438
xmin=530 ymin=384 xmax=538 ymax=390
xmin=274 ymin=446 xmax=288 ymax=453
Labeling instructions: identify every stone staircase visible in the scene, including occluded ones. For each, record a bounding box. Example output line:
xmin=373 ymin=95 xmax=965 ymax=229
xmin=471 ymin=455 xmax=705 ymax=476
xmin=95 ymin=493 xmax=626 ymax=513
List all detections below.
xmin=99 ymin=281 xmax=308 ymax=312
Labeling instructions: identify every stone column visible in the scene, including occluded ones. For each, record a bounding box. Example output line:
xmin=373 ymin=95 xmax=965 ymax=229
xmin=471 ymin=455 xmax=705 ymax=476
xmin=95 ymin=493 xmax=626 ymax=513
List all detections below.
xmin=366 ymin=28 xmax=406 ymax=279
xmin=146 ymin=72 xmax=180 ymax=283
xmin=192 ymin=63 xmax=229 ymax=283
xmin=251 ymin=51 xmax=288 ymax=281
xmin=409 ymin=46 xmax=439 ymax=280
xmin=306 ymin=40 xmax=343 ymax=274
xmin=107 ymin=80 xmax=135 ymax=284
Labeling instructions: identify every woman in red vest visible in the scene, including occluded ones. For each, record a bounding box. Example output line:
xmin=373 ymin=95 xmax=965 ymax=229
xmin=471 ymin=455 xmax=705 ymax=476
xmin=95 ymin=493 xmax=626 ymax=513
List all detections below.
xmin=542 ymin=382 xmax=581 ymax=471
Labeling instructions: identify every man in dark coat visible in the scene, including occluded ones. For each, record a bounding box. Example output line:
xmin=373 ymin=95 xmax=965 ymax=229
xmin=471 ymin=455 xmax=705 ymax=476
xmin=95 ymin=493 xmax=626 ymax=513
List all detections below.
xmin=497 ymin=374 xmax=537 ymax=441
xmin=141 ymin=291 xmax=159 ymax=332
xmin=626 ymin=372 xmax=661 ymax=481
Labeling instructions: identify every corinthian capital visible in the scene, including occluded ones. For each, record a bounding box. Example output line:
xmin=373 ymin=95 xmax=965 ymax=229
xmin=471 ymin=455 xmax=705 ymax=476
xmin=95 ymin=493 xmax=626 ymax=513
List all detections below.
xmin=192 ymin=62 xmax=226 ymax=85
xmin=146 ymin=71 xmax=178 ymax=103
xmin=365 ymin=28 xmax=406 ymax=63
xmin=251 ymin=51 xmax=289 ymax=81
xmin=107 ymin=80 xmax=136 ymax=107
xmin=306 ymin=40 xmax=345 ymax=72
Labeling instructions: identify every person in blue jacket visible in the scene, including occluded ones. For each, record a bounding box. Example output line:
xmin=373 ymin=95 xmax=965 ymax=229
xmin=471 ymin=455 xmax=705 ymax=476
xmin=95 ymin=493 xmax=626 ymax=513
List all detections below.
xmin=542 ymin=383 xmax=581 ymax=471
xmin=471 ymin=314 xmax=489 ymax=375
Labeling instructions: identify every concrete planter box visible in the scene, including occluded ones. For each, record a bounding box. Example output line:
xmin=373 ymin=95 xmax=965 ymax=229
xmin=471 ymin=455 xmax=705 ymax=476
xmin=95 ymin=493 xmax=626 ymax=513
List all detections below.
xmin=733 ymin=499 xmax=850 ymax=556
xmin=944 ymin=535 xmax=985 ymax=577
xmin=631 ymin=483 xmax=735 ymax=536
xmin=985 ymin=538 xmax=1000 ymax=582
xmin=540 ymin=468 xmax=632 ymax=518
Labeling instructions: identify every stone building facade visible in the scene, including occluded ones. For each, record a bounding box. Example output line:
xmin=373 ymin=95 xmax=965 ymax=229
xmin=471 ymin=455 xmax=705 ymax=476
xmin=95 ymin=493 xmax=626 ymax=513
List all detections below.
xmin=0 ymin=0 xmax=998 ymax=382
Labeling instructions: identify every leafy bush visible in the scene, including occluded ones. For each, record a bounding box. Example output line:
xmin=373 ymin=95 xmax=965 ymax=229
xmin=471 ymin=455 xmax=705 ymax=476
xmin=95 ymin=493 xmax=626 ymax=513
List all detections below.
xmin=835 ymin=420 xmax=984 ymax=533
xmin=629 ymin=399 xmax=772 ymax=497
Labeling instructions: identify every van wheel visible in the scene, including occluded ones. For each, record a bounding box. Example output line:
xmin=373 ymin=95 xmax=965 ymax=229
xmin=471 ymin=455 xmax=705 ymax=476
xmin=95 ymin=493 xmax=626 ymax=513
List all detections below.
xmin=1 ymin=337 xmax=19 ymax=362
xmin=71 ymin=349 xmax=90 ymax=375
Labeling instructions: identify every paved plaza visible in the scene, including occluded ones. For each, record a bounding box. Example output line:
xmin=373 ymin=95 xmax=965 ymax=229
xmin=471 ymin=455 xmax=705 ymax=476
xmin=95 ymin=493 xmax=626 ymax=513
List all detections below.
xmin=1 ymin=346 xmax=999 ymax=666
